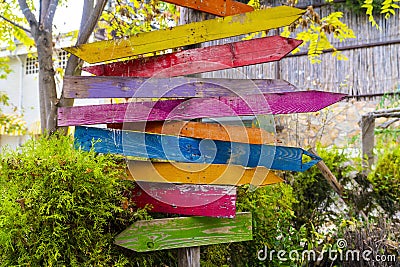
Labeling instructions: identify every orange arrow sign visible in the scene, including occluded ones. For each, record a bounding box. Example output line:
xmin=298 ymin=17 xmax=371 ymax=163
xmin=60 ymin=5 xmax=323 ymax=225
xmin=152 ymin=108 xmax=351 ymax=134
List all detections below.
xmin=163 ymin=0 xmax=254 ymax=16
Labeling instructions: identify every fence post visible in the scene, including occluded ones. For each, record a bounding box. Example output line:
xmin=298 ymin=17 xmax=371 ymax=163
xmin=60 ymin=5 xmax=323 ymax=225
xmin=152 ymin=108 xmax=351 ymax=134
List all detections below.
xmin=178 ymin=246 xmax=201 ymax=267
xmin=361 ymin=114 xmax=375 ymax=174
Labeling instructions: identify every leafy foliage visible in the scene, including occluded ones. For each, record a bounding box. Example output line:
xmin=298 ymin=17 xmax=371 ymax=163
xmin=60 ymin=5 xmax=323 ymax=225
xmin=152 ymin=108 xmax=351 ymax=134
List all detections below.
xmin=362 ymin=0 xmax=381 ymax=28
xmin=286 ymin=145 xmax=354 ymax=228
xmin=0 ymin=113 xmax=27 ymax=135
xmin=201 ymin=183 xmax=311 ymax=266
xmin=0 ymin=133 xmax=162 ymax=266
xmin=0 ymin=1 xmax=35 ymax=50
xmin=380 ymin=0 xmax=400 ymax=18
xmin=368 ymin=142 xmax=400 ymax=215
xmin=0 ymin=91 xmax=27 ymax=135
xmin=98 ymin=0 xmax=179 ymax=39
xmin=345 ymin=0 xmax=399 ymax=28
xmin=281 ymin=7 xmax=356 ymax=63
xmin=0 ymin=57 xmax=12 ymax=80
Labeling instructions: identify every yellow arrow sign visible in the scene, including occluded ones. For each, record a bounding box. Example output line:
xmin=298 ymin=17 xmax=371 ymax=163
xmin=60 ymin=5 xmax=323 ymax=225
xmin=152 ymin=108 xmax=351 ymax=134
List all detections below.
xmin=64 ymin=6 xmax=304 ymax=63
xmin=126 ymin=161 xmax=284 ymax=186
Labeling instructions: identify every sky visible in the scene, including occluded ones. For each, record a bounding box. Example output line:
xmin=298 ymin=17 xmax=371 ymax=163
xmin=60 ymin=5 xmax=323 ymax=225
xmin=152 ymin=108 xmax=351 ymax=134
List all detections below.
xmin=53 ymin=0 xmax=83 ymax=33
xmin=30 ymin=0 xmax=83 ymax=33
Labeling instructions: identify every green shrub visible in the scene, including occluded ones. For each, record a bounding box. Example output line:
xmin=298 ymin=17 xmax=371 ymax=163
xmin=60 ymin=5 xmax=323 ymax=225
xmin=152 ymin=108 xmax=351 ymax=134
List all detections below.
xmin=368 ymin=143 xmax=400 ymax=215
xmin=287 ymin=145 xmax=354 ymax=228
xmin=201 ymin=183 xmax=309 ymax=267
xmin=0 ymin=133 xmax=163 ymax=266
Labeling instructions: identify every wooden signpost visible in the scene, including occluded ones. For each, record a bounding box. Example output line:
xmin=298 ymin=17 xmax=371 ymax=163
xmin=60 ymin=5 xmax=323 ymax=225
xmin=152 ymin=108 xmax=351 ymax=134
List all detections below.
xmin=82 ymin=36 xmax=302 ymax=78
xmin=129 ymin=182 xmax=236 ymax=218
xmin=63 ymin=6 xmax=304 ymax=63
xmin=58 ymin=91 xmax=346 ymax=126
xmin=57 ymin=1 xmax=347 ymax=263
xmin=115 ymin=212 xmax=252 ymax=252
xmin=74 ymin=126 xmax=321 ymax=171
xmin=162 ymin=0 xmax=254 ymax=16
xmin=126 ymin=161 xmax=283 ymax=186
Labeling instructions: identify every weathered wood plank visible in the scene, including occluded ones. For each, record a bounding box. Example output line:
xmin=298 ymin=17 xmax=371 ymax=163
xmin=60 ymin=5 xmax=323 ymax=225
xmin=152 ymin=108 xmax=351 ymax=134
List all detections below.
xmin=63 ymin=6 xmax=305 ymax=63
xmin=308 ymin=148 xmax=344 ymax=196
xmin=162 ymin=0 xmax=253 ymax=16
xmin=63 ymin=76 xmax=298 ymax=98
xmin=130 ymin=182 xmax=236 ymax=218
xmin=118 ymin=121 xmax=276 ymax=144
xmin=115 ymin=212 xmax=252 ymax=252
xmin=58 ymin=91 xmax=346 ymax=126
xmin=82 ymin=36 xmax=302 ymax=78
xmin=74 ymin=126 xmax=321 ymax=171
xmin=126 ymin=161 xmax=284 ymax=186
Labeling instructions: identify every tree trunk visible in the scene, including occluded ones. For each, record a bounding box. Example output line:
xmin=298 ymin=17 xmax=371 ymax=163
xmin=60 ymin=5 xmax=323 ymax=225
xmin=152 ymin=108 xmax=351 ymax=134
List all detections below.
xmin=178 ymin=247 xmax=201 ymax=267
xmin=35 ymin=30 xmax=58 ymax=133
xmin=19 ymin=0 xmax=58 ymax=134
xmin=361 ymin=115 xmax=375 ymax=174
xmin=19 ymin=0 xmax=106 ymax=134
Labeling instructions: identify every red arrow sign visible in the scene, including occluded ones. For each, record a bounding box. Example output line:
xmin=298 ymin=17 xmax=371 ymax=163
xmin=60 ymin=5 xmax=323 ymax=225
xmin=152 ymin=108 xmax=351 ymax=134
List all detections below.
xmin=130 ymin=182 xmax=236 ymax=218
xmin=83 ymin=36 xmax=302 ymax=78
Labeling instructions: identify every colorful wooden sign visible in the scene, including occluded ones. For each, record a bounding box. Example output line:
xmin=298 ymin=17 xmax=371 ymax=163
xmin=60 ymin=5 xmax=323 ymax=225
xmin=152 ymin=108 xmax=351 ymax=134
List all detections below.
xmin=129 ymin=182 xmax=236 ymax=218
xmin=115 ymin=212 xmax=252 ymax=252
xmin=130 ymin=121 xmax=276 ymax=144
xmin=162 ymin=0 xmax=253 ymax=16
xmin=74 ymin=126 xmax=321 ymax=171
xmin=126 ymin=161 xmax=283 ymax=186
xmin=63 ymin=76 xmax=297 ymax=98
xmin=63 ymin=6 xmax=305 ymax=63
xmin=82 ymin=36 xmax=302 ymax=78
xmin=58 ymin=91 xmax=346 ymax=126
xmin=109 ymin=121 xmax=277 ymax=144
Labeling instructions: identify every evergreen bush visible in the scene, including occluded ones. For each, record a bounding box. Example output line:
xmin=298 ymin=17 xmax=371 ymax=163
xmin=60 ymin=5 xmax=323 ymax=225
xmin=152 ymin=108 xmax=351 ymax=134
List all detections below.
xmin=0 ymin=134 xmax=154 ymax=266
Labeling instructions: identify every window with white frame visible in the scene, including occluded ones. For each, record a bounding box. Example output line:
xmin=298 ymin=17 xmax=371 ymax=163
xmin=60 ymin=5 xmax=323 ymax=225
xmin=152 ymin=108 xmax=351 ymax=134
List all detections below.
xmin=55 ymin=50 xmax=69 ymax=70
xmin=25 ymin=56 xmax=39 ymax=75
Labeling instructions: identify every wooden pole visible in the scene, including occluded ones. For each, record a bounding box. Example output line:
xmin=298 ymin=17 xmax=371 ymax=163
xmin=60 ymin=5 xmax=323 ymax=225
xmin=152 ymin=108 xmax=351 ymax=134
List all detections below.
xmin=360 ymin=108 xmax=400 ymax=174
xmin=361 ymin=115 xmax=375 ymax=174
xmin=178 ymin=246 xmax=201 ymax=267
xmin=308 ymin=148 xmax=344 ymax=195
xmin=176 ymin=7 xmax=210 ymax=267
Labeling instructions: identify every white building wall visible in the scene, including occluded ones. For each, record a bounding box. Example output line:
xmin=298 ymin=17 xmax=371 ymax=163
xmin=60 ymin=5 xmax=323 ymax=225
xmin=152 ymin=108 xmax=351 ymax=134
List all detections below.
xmin=0 ymin=54 xmax=40 ymax=150
xmin=0 ymin=51 xmax=103 ymax=151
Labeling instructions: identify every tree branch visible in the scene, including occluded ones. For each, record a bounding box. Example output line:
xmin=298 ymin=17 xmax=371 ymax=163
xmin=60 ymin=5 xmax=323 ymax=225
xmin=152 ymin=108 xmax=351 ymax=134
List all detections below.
xmin=77 ymin=0 xmax=107 ymax=45
xmin=80 ymin=0 xmax=94 ymax=33
xmin=64 ymin=0 xmax=107 ymax=77
xmin=39 ymin=0 xmax=50 ymax=26
xmin=44 ymin=0 xmax=59 ymax=30
xmin=59 ymin=0 xmax=107 ymax=133
xmin=0 ymin=14 xmax=31 ymax=33
xmin=18 ymin=0 xmax=38 ymax=30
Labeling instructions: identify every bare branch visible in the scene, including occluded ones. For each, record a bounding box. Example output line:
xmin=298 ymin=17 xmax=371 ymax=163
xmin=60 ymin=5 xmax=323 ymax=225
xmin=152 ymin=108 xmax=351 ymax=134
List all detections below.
xmin=39 ymin=0 xmax=50 ymax=25
xmin=18 ymin=0 xmax=38 ymax=29
xmin=80 ymin=0 xmax=94 ymax=32
xmin=44 ymin=0 xmax=59 ymax=30
xmin=378 ymin=118 xmax=400 ymax=129
xmin=0 ymin=14 xmax=31 ymax=33
xmin=60 ymin=0 xmax=107 ymax=120
xmin=371 ymin=107 xmax=400 ymax=115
